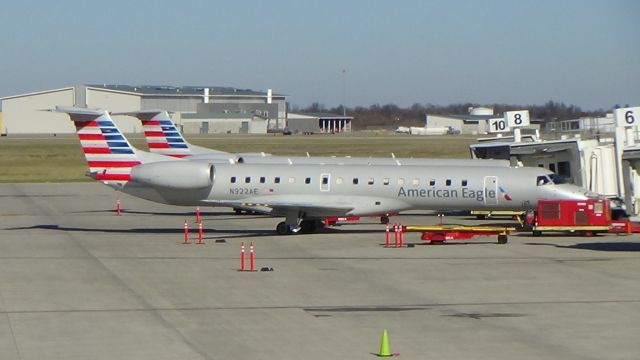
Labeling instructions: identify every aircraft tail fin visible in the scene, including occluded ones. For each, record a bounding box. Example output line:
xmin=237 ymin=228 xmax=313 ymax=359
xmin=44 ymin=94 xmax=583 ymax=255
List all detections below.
xmin=114 ymin=110 xmax=227 ymax=158
xmin=55 ymin=106 xmax=166 ymax=183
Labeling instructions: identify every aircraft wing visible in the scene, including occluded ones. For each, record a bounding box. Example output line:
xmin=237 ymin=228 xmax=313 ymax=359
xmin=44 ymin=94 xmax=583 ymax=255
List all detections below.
xmin=202 ymin=198 xmax=354 ymax=216
xmin=202 ymin=194 xmax=411 ymax=217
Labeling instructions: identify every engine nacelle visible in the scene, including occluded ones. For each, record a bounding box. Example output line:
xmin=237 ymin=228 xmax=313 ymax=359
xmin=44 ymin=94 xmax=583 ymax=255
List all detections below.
xmin=130 ymin=161 xmax=214 ymax=189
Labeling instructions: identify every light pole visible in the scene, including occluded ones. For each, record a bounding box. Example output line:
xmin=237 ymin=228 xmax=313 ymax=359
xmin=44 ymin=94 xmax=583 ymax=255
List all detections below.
xmin=342 ymin=69 xmax=347 ymax=116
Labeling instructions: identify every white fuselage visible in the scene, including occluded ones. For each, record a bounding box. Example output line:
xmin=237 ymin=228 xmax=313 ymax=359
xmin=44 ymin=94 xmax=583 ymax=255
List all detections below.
xmin=124 ymin=162 xmax=591 ymax=218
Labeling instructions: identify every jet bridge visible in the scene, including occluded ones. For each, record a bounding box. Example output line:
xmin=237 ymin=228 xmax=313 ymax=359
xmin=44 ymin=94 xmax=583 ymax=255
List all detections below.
xmin=470 ymin=131 xmax=640 ymax=216
xmin=470 ymin=137 xmax=620 ymax=193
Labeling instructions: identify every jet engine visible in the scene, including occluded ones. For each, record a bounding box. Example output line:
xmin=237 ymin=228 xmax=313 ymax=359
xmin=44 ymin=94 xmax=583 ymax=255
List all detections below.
xmin=130 ymin=161 xmax=214 ymax=189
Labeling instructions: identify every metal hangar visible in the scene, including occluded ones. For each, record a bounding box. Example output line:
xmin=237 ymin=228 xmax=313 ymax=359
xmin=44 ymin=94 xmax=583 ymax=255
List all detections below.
xmin=0 ymin=85 xmax=286 ymax=134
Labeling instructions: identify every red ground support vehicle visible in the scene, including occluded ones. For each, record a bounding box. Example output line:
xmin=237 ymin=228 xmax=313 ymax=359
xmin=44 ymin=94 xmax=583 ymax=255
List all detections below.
xmin=528 ymin=199 xmax=611 ymax=236
xmin=323 ymin=214 xmax=392 ymax=227
xmin=404 ymin=225 xmax=515 ymax=244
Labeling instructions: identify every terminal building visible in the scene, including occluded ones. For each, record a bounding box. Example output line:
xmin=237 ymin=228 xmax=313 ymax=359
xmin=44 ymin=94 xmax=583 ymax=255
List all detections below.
xmin=0 ymin=85 xmax=287 ymax=134
xmin=401 ymin=107 xmax=540 ymax=136
xmin=425 ymin=106 xmax=495 ymax=135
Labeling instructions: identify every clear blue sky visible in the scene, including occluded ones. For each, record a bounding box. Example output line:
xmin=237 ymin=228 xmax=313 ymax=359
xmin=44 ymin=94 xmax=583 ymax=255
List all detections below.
xmin=1 ymin=0 xmax=638 ymax=110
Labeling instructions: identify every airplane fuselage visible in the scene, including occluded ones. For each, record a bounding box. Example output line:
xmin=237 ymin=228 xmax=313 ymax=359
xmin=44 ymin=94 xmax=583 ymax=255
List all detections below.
xmin=124 ymin=162 xmax=590 ymax=218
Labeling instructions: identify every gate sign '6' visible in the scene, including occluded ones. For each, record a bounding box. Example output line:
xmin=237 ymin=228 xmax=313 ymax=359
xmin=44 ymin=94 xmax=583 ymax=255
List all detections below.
xmin=615 ymin=107 xmax=640 ymax=127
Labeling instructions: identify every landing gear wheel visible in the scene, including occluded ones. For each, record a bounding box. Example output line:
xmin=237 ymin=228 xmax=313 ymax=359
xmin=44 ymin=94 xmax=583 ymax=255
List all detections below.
xmin=497 ymin=234 xmax=508 ymax=244
xmin=532 ymin=230 xmax=542 ymax=237
xmin=380 ymin=215 xmax=390 ymax=224
xmin=276 ymin=222 xmax=292 ymax=235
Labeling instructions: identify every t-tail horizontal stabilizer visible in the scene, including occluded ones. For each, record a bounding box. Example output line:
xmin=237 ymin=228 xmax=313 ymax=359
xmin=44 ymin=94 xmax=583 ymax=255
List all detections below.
xmin=113 ymin=110 xmax=227 ymax=158
xmin=54 ymin=106 xmax=174 ymax=184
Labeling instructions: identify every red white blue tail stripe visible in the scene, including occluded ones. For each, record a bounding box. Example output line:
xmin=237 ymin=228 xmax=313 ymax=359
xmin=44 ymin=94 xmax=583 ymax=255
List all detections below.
xmin=57 ymin=107 xmax=140 ymax=182
xmin=139 ymin=111 xmax=191 ymax=158
xmin=114 ymin=110 xmax=230 ymax=158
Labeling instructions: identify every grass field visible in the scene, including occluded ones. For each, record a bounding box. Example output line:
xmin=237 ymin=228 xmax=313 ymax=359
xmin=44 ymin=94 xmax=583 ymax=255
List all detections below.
xmin=0 ymin=133 xmax=478 ymax=183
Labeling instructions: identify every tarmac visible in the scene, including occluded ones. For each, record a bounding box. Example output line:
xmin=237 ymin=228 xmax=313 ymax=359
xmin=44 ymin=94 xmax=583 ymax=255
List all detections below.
xmin=1 ymin=182 xmax=639 ymax=360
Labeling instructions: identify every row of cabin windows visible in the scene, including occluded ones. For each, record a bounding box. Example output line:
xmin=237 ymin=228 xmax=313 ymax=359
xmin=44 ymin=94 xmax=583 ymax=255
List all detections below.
xmin=230 ymin=176 xmax=469 ymax=187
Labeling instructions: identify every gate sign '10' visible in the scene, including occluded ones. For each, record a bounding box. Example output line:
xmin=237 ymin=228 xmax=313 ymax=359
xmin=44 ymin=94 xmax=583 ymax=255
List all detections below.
xmin=488 ymin=118 xmax=509 ymax=133
xmin=615 ymin=106 xmax=640 ymax=127
xmin=504 ymin=110 xmax=530 ymax=128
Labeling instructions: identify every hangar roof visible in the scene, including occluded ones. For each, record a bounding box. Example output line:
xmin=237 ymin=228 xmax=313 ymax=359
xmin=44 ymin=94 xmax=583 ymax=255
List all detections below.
xmin=288 ymin=112 xmax=353 ymax=120
xmin=87 ymin=84 xmax=284 ymax=97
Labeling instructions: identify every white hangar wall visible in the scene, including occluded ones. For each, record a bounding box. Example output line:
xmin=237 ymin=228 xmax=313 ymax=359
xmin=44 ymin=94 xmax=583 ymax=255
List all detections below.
xmin=85 ymin=87 xmax=142 ymax=133
xmin=2 ymin=85 xmax=288 ymax=135
xmin=2 ymin=88 xmax=75 ymax=134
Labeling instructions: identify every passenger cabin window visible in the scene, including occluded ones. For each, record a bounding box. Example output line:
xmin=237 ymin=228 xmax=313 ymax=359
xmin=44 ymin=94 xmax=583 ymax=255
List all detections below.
xmin=353 ymin=178 xmax=359 ymax=185
xmin=461 ymin=180 xmax=468 ymax=186
xmin=274 ymin=177 xmax=281 ymax=184
xmin=412 ymin=178 xmax=419 ymax=186
xmin=336 ymin=177 xmax=343 ymax=184
xmin=230 ymin=176 xmax=236 ymax=183
xmin=289 ymin=177 xmax=295 ymax=184
xmin=368 ymin=178 xmax=374 ymax=185
xmin=383 ymin=178 xmax=390 ymax=185
xmin=445 ymin=179 xmax=452 ymax=186
xmin=260 ymin=176 xmax=266 ymax=184
xmin=322 ymin=177 xmax=329 ymax=185
xmin=305 ymin=177 xmax=311 ymax=184
xmin=245 ymin=176 xmax=251 ymax=183
xmin=429 ymin=179 xmax=435 ymax=186
xmin=398 ymin=178 xmax=405 ymax=185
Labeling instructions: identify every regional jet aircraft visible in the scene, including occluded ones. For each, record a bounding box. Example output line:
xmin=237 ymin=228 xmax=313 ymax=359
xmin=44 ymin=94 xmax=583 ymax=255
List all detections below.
xmin=119 ymin=110 xmax=511 ymax=167
xmin=57 ymin=107 xmax=594 ymax=235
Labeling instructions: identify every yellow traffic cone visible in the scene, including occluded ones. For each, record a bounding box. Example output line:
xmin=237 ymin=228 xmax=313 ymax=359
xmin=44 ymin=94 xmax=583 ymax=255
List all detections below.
xmin=377 ymin=329 xmax=393 ymax=357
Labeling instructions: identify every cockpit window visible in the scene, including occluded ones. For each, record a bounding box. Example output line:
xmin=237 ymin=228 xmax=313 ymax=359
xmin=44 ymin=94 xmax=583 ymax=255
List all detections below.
xmin=536 ymin=175 xmax=553 ymax=186
xmin=550 ymin=174 xmax=568 ymax=184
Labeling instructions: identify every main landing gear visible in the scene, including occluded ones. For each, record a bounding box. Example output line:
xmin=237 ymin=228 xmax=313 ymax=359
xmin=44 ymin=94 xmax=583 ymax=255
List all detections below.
xmin=276 ymin=219 xmax=324 ymax=235
xmin=276 ymin=221 xmax=298 ymax=235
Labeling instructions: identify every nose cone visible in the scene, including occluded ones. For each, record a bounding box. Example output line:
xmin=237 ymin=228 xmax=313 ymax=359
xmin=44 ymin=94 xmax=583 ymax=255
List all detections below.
xmin=548 ymin=184 xmax=598 ymax=201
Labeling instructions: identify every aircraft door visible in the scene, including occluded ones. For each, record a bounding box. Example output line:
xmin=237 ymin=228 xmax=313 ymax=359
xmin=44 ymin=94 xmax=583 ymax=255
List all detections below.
xmin=483 ymin=176 xmax=498 ymax=205
xmin=320 ymin=173 xmax=330 ymax=192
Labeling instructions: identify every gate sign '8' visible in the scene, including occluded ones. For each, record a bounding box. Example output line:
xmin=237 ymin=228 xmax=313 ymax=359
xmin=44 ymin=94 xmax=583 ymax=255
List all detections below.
xmin=504 ymin=110 xmax=530 ymax=128
xmin=615 ymin=107 xmax=640 ymax=127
